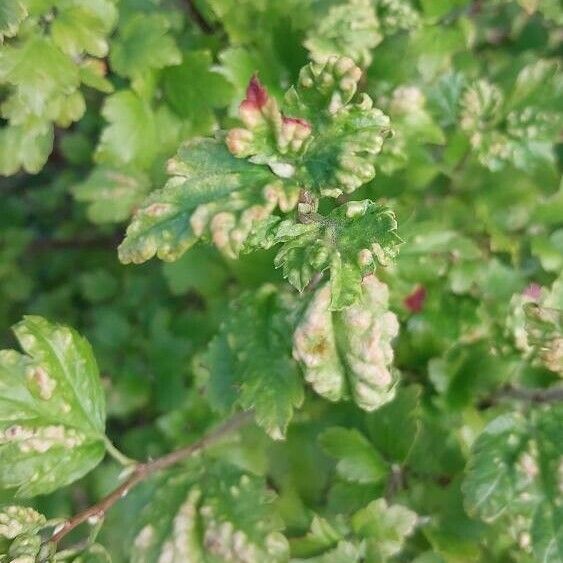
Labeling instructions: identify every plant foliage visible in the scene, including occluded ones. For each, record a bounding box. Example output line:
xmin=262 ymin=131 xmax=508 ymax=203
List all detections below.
xmin=0 ymin=0 xmax=562 ymax=561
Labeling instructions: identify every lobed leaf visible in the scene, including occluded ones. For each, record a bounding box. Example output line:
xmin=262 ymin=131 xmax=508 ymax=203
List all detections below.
xmin=206 ymin=286 xmax=304 ymax=439
xmin=274 ymin=200 xmax=401 ymax=309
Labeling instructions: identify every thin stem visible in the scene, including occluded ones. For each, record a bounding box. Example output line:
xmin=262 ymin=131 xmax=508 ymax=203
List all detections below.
xmin=49 ymin=412 xmax=251 ymax=547
xmin=103 ymin=438 xmax=136 ymax=467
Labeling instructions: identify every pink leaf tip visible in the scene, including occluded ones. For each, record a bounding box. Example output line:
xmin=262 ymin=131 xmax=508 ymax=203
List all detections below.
xmin=244 ymin=74 xmax=269 ymax=109
xmin=404 ymin=285 xmax=427 ymax=313
xmin=522 ymin=283 xmax=541 ymax=301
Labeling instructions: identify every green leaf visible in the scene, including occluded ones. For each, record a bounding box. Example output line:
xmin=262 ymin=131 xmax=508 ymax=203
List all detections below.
xmin=0 ymin=120 xmax=53 ymax=175
xmin=364 ymin=385 xmax=421 ymax=463
xmin=118 ymin=138 xmax=279 ymax=264
xmin=0 ymin=0 xmax=27 ymax=42
xmin=0 ymin=36 xmax=79 ymax=116
xmin=163 ymin=50 xmax=234 ymax=129
xmin=352 ymin=498 xmax=417 ymax=562
xmin=110 ymin=13 xmax=181 ymax=78
xmin=531 ymin=503 xmax=563 ymax=563
xmin=207 ymin=285 xmax=303 ymax=439
xmin=462 ymin=413 xmax=534 ymax=522
xmin=0 ymin=316 xmax=106 ymax=497
xmin=132 ymin=462 xmax=288 ymax=562
xmin=274 ymin=200 xmax=401 ymax=309
xmin=95 ymin=90 xmax=158 ymax=169
xmin=51 ymin=0 xmax=117 ymax=58
xmin=320 ymin=427 xmax=388 ymax=484
xmin=73 ymin=167 xmax=151 ymax=224
xmin=293 ymin=276 xmax=399 ymax=410
xmin=0 ymin=505 xmax=46 ymax=561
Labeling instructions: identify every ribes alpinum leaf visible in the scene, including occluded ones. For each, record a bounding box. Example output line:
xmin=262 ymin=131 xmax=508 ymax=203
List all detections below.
xmin=0 ymin=505 xmax=47 ymax=561
xmin=0 ymin=316 xmax=106 ymax=497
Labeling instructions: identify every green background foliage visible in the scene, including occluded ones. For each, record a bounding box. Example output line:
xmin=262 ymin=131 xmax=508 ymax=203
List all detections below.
xmin=0 ymin=0 xmax=562 ymax=561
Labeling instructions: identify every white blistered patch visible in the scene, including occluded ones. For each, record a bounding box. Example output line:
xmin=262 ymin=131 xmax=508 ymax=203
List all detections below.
xmin=294 ymin=276 xmax=398 ymax=410
xmin=1 ymin=424 xmax=85 ymax=453
xmin=26 ymin=366 xmax=56 ymax=400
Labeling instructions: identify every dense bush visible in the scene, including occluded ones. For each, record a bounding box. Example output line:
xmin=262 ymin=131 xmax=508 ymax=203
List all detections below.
xmin=0 ymin=0 xmax=562 ymax=561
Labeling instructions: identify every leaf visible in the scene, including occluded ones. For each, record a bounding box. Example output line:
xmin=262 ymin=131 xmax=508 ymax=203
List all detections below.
xmin=163 ymin=50 xmax=234 ymax=129
xmin=274 ymin=200 xmax=401 ymax=309
xmin=462 ymin=413 xmax=535 ymax=522
xmin=51 ymin=0 xmax=117 ymax=58
xmin=0 ymin=119 xmax=53 ymax=175
xmin=95 ymin=90 xmax=158 ymax=169
xmin=118 ymin=138 xmax=282 ymax=264
xmin=0 ymin=36 xmax=79 ymax=116
xmin=109 ymin=13 xmax=181 ymax=78
xmin=364 ymin=385 xmax=421 ymax=463
xmin=320 ymin=427 xmax=388 ymax=484
xmin=352 ymin=498 xmax=417 ymax=561
xmin=132 ymin=462 xmax=288 ymax=562
xmin=0 ymin=505 xmax=46 ymax=561
xmin=531 ymin=503 xmax=563 ymax=563
xmin=226 ymin=57 xmax=391 ymax=198
xmin=293 ymin=276 xmax=399 ymax=410
xmin=206 ymin=285 xmax=303 ymax=439
xmin=73 ymin=167 xmax=151 ymax=224
xmin=304 ymin=0 xmax=382 ymax=68
xmin=0 ymin=316 xmax=106 ymax=497
xmin=0 ymin=0 xmax=27 ymax=42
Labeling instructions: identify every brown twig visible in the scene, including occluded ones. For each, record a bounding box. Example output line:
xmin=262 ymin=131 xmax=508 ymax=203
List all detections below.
xmin=49 ymin=412 xmax=251 ymax=546
xmin=479 ymin=385 xmax=563 ymax=409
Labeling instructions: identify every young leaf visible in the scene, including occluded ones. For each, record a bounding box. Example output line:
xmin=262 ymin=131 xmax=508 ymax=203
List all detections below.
xmin=320 ymin=427 xmax=388 ymax=484
xmin=118 ymin=138 xmax=281 ymax=263
xmin=163 ymin=50 xmax=234 ymax=130
xmin=109 ymin=13 xmax=181 ymax=78
xmin=274 ymin=200 xmax=401 ymax=308
xmin=531 ymin=502 xmax=563 ymax=563
xmin=206 ymin=286 xmax=304 ymax=439
xmin=51 ymin=0 xmax=117 ymax=58
xmin=0 ymin=316 xmax=106 ymax=497
xmin=95 ymin=90 xmax=159 ymax=169
xmin=0 ymin=505 xmax=47 ymax=561
xmin=293 ymin=276 xmax=399 ymax=410
xmin=132 ymin=462 xmax=288 ymax=562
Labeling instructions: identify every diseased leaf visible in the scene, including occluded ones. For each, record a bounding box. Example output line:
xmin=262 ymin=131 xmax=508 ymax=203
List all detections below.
xmin=0 ymin=316 xmax=106 ymax=497
xmin=293 ymin=276 xmax=399 ymax=410
xmin=118 ymin=138 xmax=283 ymax=264
xmin=132 ymin=462 xmax=288 ymax=562
xmin=320 ymin=427 xmax=388 ymax=484
xmin=206 ymin=285 xmax=303 ymax=439
xmin=274 ymin=200 xmax=401 ymax=309
xmin=0 ymin=505 xmax=47 ymax=561
xmin=304 ymin=0 xmax=382 ymax=68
